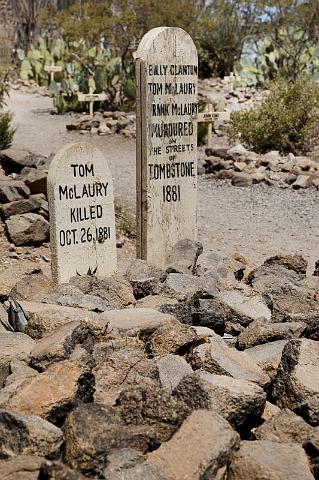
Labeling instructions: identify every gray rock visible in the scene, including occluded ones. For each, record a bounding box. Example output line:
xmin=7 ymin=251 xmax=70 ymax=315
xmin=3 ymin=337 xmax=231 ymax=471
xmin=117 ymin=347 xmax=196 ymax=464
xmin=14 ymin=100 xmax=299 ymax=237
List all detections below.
xmin=94 ymin=349 xmax=160 ymax=406
xmin=156 ymin=354 xmax=193 ymax=393
xmin=148 ymin=410 xmax=240 ymax=480
xmin=125 ymin=259 xmax=167 ymax=299
xmin=231 ymin=172 xmax=253 ymax=187
xmin=70 ymin=274 xmax=135 ymax=309
xmin=217 ymin=290 xmax=271 ymax=326
xmin=43 ymin=284 xmax=111 ymax=312
xmin=250 ymin=264 xmax=304 ymax=295
xmin=254 ymin=408 xmax=319 ymax=451
xmin=30 ymin=321 xmax=91 ymax=370
xmin=228 ymin=440 xmax=315 ymax=480
xmin=0 ymin=360 xmax=93 ymax=422
xmin=164 ymin=272 xmax=217 ymax=300
xmin=150 ymin=323 xmax=197 ymax=356
xmin=165 ymin=239 xmax=203 ymax=274
xmin=190 ymin=298 xmax=227 ymax=335
xmin=245 ymin=340 xmax=287 ymax=378
xmin=6 ymin=213 xmax=49 ymax=246
xmin=0 ymin=148 xmax=39 ymax=171
xmin=174 ymin=372 xmax=266 ymax=429
xmin=237 ymin=318 xmax=306 ymax=349
xmin=10 ymin=271 xmax=54 ymax=302
xmin=21 ymin=302 xmax=102 ymax=340
xmin=264 ymin=254 xmax=307 ymax=278
xmin=0 ymin=455 xmax=43 ymax=480
xmin=0 ymin=409 xmax=63 ymax=458
xmin=187 ymin=333 xmax=270 ymax=387
xmin=0 ymin=332 xmax=35 ymax=386
xmin=17 ymin=167 xmax=47 ymax=195
xmin=64 ymin=400 xmax=184 ymax=476
xmin=0 ymin=197 xmax=42 ymax=219
xmin=271 ymin=293 xmax=319 ymax=340
xmin=103 ymin=449 xmax=165 ymax=480
xmin=272 ymin=339 xmax=319 ymax=410
xmin=116 ymin=385 xmax=191 ymax=444
xmin=299 ymin=395 xmax=319 ymax=427
xmin=0 ymin=178 xmax=30 ymax=203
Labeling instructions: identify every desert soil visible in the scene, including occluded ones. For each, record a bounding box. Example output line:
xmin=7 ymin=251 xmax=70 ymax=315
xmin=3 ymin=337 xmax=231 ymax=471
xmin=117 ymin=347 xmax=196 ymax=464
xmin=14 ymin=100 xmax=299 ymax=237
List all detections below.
xmin=6 ymin=89 xmax=319 ymax=272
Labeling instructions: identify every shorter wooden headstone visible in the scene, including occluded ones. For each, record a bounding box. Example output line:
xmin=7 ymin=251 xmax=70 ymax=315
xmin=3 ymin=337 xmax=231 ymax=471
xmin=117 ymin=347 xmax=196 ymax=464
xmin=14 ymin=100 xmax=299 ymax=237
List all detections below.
xmin=197 ymin=104 xmax=230 ymax=148
xmin=48 ymin=143 xmax=117 ymax=284
xmin=45 ymin=64 xmax=62 ymax=83
xmin=78 ymin=88 xmax=107 ymax=118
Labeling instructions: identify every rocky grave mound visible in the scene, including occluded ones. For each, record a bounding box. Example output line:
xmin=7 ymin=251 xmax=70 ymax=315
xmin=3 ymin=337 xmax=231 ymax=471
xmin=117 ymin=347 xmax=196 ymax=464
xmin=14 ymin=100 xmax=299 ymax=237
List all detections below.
xmin=0 ymin=241 xmax=318 ymax=479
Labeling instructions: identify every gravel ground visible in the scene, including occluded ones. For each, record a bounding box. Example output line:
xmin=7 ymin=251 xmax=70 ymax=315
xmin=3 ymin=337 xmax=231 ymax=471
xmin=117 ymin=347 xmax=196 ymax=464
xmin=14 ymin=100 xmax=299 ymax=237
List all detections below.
xmin=6 ymin=90 xmax=319 ymax=270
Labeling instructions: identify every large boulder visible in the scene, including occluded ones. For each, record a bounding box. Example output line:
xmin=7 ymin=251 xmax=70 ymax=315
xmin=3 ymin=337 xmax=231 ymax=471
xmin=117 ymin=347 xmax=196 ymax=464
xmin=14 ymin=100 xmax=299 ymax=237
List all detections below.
xmin=0 ymin=409 xmax=63 ymax=458
xmin=165 ymin=239 xmax=203 ymax=274
xmin=187 ymin=333 xmax=270 ymax=387
xmin=70 ymin=274 xmax=135 ymax=309
xmin=245 ymin=340 xmax=287 ymax=378
xmin=20 ymin=302 xmax=94 ymax=339
xmin=103 ymin=450 xmax=164 ymax=480
xmin=10 ymin=270 xmax=54 ymax=302
xmin=30 ymin=322 xmax=92 ymax=370
xmin=0 ymin=360 xmax=94 ymax=423
xmin=0 ymin=148 xmax=39 ymax=171
xmin=125 ymin=259 xmax=167 ymax=299
xmin=0 ymin=455 xmax=43 ymax=480
xmin=156 ymin=354 xmax=193 ymax=393
xmin=148 ymin=409 xmax=239 ymax=480
xmin=299 ymin=395 xmax=319 ymax=427
xmin=217 ymin=289 xmax=271 ymax=326
xmin=6 ymin=213 xmax=49 ymax=246
xmin=228 ymin=440 xmax=315 ymax=480
xmin=271 ymin=293 xmax=319 ymax=340
xmin=174 ymin=372 xmax=266 ymax=429
xmin=64 ymin=402 xmax=165 ymax=476
xmin=0 ymin=197 xmax=42 ymax=219
xmin=264 ymin=254 xmax=307 ymax=277
xmin=0 ymin=178 xmax=30 ymax=203
xmin=17 ymin=167 xmax=47 ymax=195
xmin=272 ymin=339 xmax=319 ymax=410
xmin=43 ymin=284 xmax=111 ymax=312
xmin=149 ymin=323 xmax=197 ymax=356
xmin=237 ymin=319 xmax=305 ymax=349
xmin=254 ymin=408 xmax=319 ymax=451
xmin=116 ymin=385 xmax=191 ymax=444
xmin=93 ymin=350 xmax=160 ymax=406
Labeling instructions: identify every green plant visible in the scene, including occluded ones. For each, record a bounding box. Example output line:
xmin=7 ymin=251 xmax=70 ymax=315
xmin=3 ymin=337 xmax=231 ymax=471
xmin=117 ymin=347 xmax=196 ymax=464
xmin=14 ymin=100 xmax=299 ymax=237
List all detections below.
xmin=227 ymin=80 xmax=319 ymax=154
xmin=236 ymin=28 xmax=319 ymax=86
xmin=0 ymin=112 xmax=15 ymax=150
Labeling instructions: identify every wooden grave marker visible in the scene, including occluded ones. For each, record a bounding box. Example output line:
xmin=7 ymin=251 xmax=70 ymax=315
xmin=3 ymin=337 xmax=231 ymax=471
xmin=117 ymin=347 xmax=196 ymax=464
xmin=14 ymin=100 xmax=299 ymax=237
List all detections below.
xmin=135 ymin=27 xmax=198 ymax=266
xmin=47 ymin=142 xmax=117 ymax=284
xmin=197 ymin=104 xmax=230 ymax=148
xmin=44 ymin=64 xmax=63 ymax=84
xmin=78 ymin=87 xmax=107 ymax=118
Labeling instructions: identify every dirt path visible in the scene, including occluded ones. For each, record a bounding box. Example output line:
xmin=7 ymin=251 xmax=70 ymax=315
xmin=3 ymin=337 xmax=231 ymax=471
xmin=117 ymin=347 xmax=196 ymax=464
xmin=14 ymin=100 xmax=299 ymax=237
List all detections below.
xmin=6 ymin=90 xmax=319 ymax=271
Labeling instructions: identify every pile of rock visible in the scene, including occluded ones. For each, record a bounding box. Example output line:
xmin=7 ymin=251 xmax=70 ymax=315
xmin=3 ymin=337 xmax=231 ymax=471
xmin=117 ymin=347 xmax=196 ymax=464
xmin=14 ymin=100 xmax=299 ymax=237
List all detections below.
xmin=0 ymin=240 xmax=318 ymax=479
xmin=201 ymin=144 xmax=319 ymax=189
xmin=198 ymin=76 xmax=265 ymax=113
xmin=0 ymin=148 xmax=50 ymax=247
xmin=66 ymin=111 xmax=136 ymax=138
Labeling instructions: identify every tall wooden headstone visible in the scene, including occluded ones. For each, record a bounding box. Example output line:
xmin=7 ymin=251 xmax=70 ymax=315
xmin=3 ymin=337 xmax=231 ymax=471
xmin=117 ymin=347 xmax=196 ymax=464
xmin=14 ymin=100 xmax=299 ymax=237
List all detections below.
xmin=135 ymin=27 xmax=198 ymax=266
xmin=48 ymin=143 xmax=117 ymax=283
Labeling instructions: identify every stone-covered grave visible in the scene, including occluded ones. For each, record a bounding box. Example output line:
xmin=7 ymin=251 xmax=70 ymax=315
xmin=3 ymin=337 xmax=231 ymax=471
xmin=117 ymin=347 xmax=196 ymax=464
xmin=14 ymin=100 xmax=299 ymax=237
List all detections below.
xmin=0 ymin=238 xmax=318 ymax=479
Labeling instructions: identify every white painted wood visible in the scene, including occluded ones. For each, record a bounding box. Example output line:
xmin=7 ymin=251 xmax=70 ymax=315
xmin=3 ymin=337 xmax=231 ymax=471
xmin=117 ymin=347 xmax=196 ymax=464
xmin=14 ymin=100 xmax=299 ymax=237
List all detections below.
xmin=78 ymin=88 xmax=107 ymax=118
xmin=44 ymin=64 xmax=62 ymax=83
xmin=47 ymin=142 xmax=117 ymax=284
xmin=135 ymin=27 xmax=198 ymax=266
